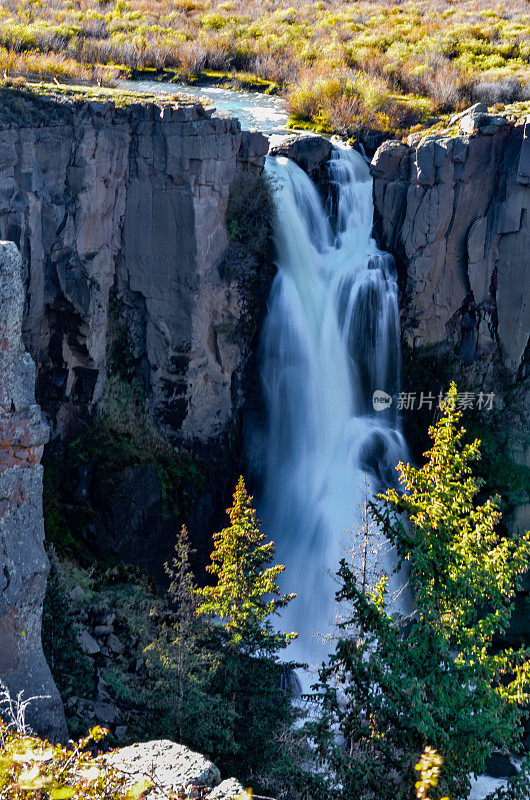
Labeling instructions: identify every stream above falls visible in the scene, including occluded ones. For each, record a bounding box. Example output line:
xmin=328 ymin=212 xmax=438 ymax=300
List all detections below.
xmin=116 ymin=79 xmax=289 ymax=133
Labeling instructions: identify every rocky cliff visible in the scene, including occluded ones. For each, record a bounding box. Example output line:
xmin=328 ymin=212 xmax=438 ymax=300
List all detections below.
xmin=0 ymin=241 xmax=66 ymax=740
xmin=372 ymin=109 xmax=529 ymax=426
xmin=0 ymin=87 xmax=268 ymax=446
xmin=0 ymin=86 xmax=270 ymax=737
xmin=371 ymin=106 xmax=530 ymax=552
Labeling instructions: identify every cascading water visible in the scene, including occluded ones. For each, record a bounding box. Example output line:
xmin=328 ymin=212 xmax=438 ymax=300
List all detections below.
xmin=259 ymin=144 xmax=408 ymax=672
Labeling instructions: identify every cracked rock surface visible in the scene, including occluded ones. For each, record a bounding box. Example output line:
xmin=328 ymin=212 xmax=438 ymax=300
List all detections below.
xmin=0 ymin=240 xmax=67 ymax=741
xmin=0 ymin=95 xmax=268 ymax=444
xmin=103 ymin=740 xmax=245 ymax=799
xmin=371 ymin=111 xmax=529 ymax=375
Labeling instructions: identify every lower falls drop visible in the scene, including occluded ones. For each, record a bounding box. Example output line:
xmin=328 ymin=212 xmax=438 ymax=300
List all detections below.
xmin=258 ymin=144 xmax=409 ymax=672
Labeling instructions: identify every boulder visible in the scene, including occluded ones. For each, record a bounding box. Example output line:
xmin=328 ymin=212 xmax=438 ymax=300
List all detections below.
xmin=269 ymin=133 xmax=333 ymax=180
xmin=484 ymin=753 xmax=517 ymax=779
xmin=77 ymin=629 xmax=101 ymax=656
xmin=103 ymin=740 xmax=223 ymax=798
xmin=0 ymin=241 xmax=67 ymax=742
xmin=207 ymin=778 xmax=246 ymax=799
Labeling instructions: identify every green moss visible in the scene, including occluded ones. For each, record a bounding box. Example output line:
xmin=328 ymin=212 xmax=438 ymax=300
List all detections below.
xmin=465 ymin=417 xmax=530 ymax=513
xmin=221 ymin=172 xmax=276 ymax=340
xmin=287 ymin=115 xmax=331 ymax=133
xmin=401 ymin=343 xmax=530 ymax=515
xmin=43 ymin=416 xmax=209 ymax=560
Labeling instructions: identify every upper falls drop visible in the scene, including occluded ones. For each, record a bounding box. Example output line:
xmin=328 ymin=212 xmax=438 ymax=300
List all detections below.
xmin=259 ymin=144 xmax=407 ymax=671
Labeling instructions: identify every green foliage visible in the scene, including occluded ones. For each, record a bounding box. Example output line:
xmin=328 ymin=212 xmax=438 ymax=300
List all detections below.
xmin=302 ymin=384 xmax=530 ymax=800
xmin=400 ymin=344 xmax=530 ymax=514
xmin=144 ymin=527 xmax=231 ymax=752
xmin=41 ymin=555 xmax=164 ymax=742
xmin=0 ymin=723 xmax=145 ymax=799
xmin=465 ymin=419 xmax=530 ymax=513
xmin=2 ymin=0 xmax=528 ymax=137
xmin=43 ymin=417 xmax=207 ymax=557
xmin=147 ymin=480 xmax=299 ymax=787
xmin=41 ymin=550 xmax=94 ymax=704
xmin=196 ymin=476 xmax=296 ymax=656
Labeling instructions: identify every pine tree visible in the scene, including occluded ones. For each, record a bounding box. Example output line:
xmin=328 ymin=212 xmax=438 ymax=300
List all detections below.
xmin=196 ymin=475 xmax=296 ymax=656
xmin=146 ymin=486 xmax=299 ymax=788
xmin=304 ymin=384 xmax=530 ymax=800
xmin=195 ymin=476 xmax=299 ymax=785
xmin=145 ymin=526 xmax=233 ymax=755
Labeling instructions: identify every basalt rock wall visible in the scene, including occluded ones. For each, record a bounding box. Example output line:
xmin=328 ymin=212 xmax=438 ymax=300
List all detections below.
xmin=371 ymin=109 xmax=529 ymax=380
xmin=0 ymin=91 xmax=268 ymax=445
xmin=0 ymin=91 xmax=268 ymax=733
xmin=0 ymin=240 xmax=66 ymax=740
xmin=371 ymin=109 xmax=530 ymax=558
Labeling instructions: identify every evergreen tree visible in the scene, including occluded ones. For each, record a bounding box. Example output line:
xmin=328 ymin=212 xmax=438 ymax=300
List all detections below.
xmin=196 ymin=476 xmax=299 ymax=785
xmin=147 ymin=483 xmax=299 ymax=788
xmin=196 ymin=475 xmax=296 ymax=656
xmin=145 ymin=527 xmax=233 ymax=757
xmin=42 ymin=548 xmax=93 ymax=703
xmin=304 ymin=384 xmax=530 ymax=800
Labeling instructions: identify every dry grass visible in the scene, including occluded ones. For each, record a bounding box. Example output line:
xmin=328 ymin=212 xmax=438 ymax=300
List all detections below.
xmin=0 ymin=0 xmax=528 ymax=135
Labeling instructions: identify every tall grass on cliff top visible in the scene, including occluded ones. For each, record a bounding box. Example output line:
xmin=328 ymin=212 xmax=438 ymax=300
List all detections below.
xmin=0 ymin=0 xmax=528 ymax=135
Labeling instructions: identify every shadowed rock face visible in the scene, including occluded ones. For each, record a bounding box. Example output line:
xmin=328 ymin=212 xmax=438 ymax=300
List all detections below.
xmin=0 ymin=241 xmax=67 ymax=741
xmin=0 ymin=96 xmax=268 ymax=445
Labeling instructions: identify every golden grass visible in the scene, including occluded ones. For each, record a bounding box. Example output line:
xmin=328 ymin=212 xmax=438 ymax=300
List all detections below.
xmin=0 ymin=0 xmax=528 ymax=135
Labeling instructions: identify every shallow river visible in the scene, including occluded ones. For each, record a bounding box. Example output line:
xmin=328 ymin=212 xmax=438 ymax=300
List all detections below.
xmin=116 ymin=79 xmax=289 ymax=133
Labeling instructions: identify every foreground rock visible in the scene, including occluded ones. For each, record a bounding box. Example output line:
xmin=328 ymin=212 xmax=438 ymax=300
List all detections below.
xmin=0 ymin=241 xmax=66 ymax=740
xmin=103 ymin=740 xmax=245 ymax=799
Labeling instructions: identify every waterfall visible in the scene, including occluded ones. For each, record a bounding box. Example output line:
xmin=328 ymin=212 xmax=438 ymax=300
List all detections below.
xmin=259 ymin=144 xmax=407 ymax=672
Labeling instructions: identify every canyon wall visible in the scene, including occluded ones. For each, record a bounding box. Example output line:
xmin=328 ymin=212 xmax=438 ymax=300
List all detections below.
xmin=0 ymin=89 xmax=268 ymax=733
xmin=371 ymin=106 xmax=530 ymax=548
xmin=371 ymin=106 xmax=529 ymax=381
xmin=0 ymin=90 xmax=268 ymax=445
xmin=0 ymin=240 xmax=66 ymax=740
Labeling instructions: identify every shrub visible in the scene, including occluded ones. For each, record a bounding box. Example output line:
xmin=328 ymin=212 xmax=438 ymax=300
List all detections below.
xmin=0 ymin=718 xmax=140 ymax=799
xmin=472 ymin=77 xmax=526 ymax=104
xmin=0 ymin=0 xmax=528 ymax=136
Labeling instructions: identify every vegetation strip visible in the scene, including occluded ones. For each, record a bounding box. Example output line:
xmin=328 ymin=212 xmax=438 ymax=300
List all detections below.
xmin=0 ymin=0 xmax=527 ymax=136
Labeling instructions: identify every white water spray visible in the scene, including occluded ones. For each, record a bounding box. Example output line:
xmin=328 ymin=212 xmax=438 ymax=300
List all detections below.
xmin=259 ymin=145 xmax=407 ymax=672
